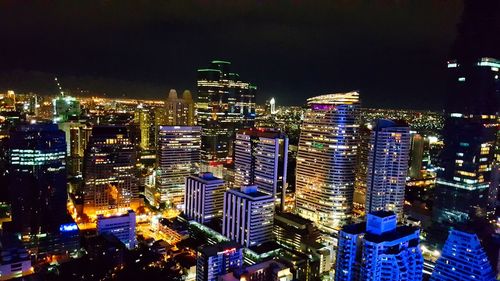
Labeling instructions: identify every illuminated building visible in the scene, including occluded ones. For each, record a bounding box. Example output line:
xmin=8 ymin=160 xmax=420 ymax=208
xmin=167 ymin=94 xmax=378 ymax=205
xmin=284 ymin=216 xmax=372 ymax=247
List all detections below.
xmin=219 ymin=260 xmax=293 ymax=281
xmin=335 ymin=211 xmax=423 ymax=281
xmin=96 ymin=210 xmax=136 ymax=250
xmin=134 ymin=105 xmax=153 ymax=150
xmin=165 ymin=89 xmax=195 ymax=126
xmin=196 ymin=60 xmax=256 ymax=165
xmin=155 ymin=126 xmax=201 ymax=209
xmin=234 ymin=128 xmax=288 ymax=207
xmin=0 ymin=235 xmax=34 ymax=280
xmin=52 ymin=94 xmax=81 ymax=123
xmin=430 ymin=229 xmax=496 ymax=281
xmin=58 ymin=121 xmax=91 ymax=176
xmin=0 ymin=90 xmax=16 ymax=112
xmin=354 ymin=123 xmax=371 ymax=217
xmin=196 ymin=241 xmax=243 ymax=281
xmin=184 ymin=172 xmax=225 ymax=224
xmin=365 ymin=119 xmax=410 ymax=218
xmin=83 ymin=126 xmax=139 ymax=217
xmin=273 ymin=211 xmax=320 ymax=252
xmin=295 ymin=92 xmax=360 ymax=233
xmin=409 ymin=133 xmax=425 ymax=179
xmin=433 ymin=57 xmax=499 ymax=225
xmin=222 ymin=185 xmax=274 ymax=248
xmin=7 ymin=124 xmax=67 ymax=234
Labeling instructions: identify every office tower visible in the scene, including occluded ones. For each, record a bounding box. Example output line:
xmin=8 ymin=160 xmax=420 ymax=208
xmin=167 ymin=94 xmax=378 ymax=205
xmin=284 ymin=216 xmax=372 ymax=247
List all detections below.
xmin=196 ymin=241 xmax=243 ymax=281
xmin=96 ymin=210 xmax=136 ymax=250
xmin=354 ymin=123 xmax=371 ymax=215
xmin=365 ymin=119 xmax=410 ymax=218
xmin=196 ymin=60 xmax=257 ymax=165
xmin=409 ymin=133 xmax=425 ymax=179
xmin=433 ymin=58 xmax=499 ymax=225
xmin=295 ymin=92 xmax=360 ymax=233
xmin=52 ymin=95 xmax=81 ymax=123
xmin=433 ymin=0 xmax=500 ymax=226
xmin=7 ymin=124 xmax=67 ymax=234
xmin=134 ymin=105 xmax=152 ymax=150
xmin=430 ymin=229 xmax=496 ymax=281
xmin=155 ymin=126 xmax=201 ymax=209
xmin=335 ymin=211 xmax=423 ymax=281
xmin=222 ymin=185 xmax=274 ymax=248
xmin=165 ymin=89 xmax=195 ymax=126
xmin=219 ymin=260 xmax=293 ymax=281
xmin=273 ymin=211 xmax=320 ymax=251
xmin=234 ymin=128 xmax=288 ymax=205
xmin=83 ymin=126 xmax=138 ymax=218
xmin=184 ymin=172 xmax=225 ymax=224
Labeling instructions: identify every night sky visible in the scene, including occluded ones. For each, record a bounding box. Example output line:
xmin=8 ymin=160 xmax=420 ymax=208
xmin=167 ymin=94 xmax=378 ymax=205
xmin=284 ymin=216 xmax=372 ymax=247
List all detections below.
xmin=0 ymin=0 xmax=486 ymax=109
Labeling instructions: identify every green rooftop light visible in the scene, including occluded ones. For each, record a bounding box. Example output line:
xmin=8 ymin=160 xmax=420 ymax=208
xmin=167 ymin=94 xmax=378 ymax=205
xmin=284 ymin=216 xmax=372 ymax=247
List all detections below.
xmin=212 ymin=60 xmax=231 ymax=64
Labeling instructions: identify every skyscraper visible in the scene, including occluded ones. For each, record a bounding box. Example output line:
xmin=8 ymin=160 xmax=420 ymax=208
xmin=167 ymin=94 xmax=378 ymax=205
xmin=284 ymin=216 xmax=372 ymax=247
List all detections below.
xmin=83 ymin=126 xmax=138 ymax=218
xmin=155 ymin=126 xmax=201 ymax=209
xmin=234 ymin=128 xmax=288 ymax=205
xmin=409 ymin=133 xmax=425 ymax=179
xmin=430 ymin=229 xmax=496 ymax=281
xmin=335 ymin=211 xmax=423 ymax=281
xmin=196 ymin=60 xmax=256 ymax=165
xmin=433 ymin=0 xmax=500 ymax=227
xmin=365 ymin=119 xmax=410 ymax=218
xmin=134 ymin=105 xmax=153 ymax=150
xmin=433 ymin=58 xmax=499 ymax=225
xmin=165 ymin=89 xmax=195 ymax=126
xmin=184 ymin=172 xmax=225 ymax=224
xmin=295 ymin=92 xmax=360 ymax=233
xmin=222 ymin=185 xmax=274 ymax=248
xmin=7 ymin=124 xmax=67 ymax=234
xmin=52 ymin=95 xmax=81 ymax=123
xmin=196 ymin=241 xmax=243 ymax=281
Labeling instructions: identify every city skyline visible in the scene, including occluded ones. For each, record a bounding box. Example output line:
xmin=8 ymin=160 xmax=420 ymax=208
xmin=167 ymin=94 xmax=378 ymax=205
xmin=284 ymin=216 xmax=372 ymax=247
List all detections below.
xmin=1 ymin=1 xmax=499 ymax=109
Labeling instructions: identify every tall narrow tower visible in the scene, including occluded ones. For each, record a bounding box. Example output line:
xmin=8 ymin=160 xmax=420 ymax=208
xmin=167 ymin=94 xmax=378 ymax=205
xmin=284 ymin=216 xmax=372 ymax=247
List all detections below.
xmin=365 ymin=119 xmax=410 ymax=218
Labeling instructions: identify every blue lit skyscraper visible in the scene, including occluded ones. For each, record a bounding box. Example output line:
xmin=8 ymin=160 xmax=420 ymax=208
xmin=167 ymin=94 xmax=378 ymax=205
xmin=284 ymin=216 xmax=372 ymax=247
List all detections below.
xmin=335 ymin=211 xmax=423 ymax=281
xmin=7 ymin=123 xmax=67 ymax=234
xmin=430 ymin=229 xmax=496 ymax=281
xmin=365 ymin=119 xmax=410 ymax=218
xmin=295 ymin=92 xmax=360 ymax=233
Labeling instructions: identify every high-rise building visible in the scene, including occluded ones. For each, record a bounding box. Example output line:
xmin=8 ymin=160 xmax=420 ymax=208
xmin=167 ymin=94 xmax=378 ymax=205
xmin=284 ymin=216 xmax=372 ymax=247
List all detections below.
xmin=433 ymin=0 xmax=499 ymax=227
xmin=52 ymin=95 xmax=81 ymax=123
xmin=196 ymin=60 xmax=256 ymax=165
xmin=409 ymin=133 xmax=425 ymax=179
xmin=165 ymin=89 xmax=195 ymax=126
xmin=222 ymin=185 xmax=274 ymax=248
xmin=295 ymin=92 xmax=360 ymax=233
xmin=365 ymin=119 xmax=410 ymax=218
xmin=430 ymin=229 xmax=496 ymax=281
xmin=83 ymin=126 xmax=139 ymax=218
xmin=184 ymin=172 xmax=225 ymax=224
xmin=134 ymin=105 xmax=153 ymax=150
xmin=234 ymin=128 xmax=288 ymax=206
xmin=96 ymin=210 xmax=136 ymax=250
xmin=335 ymin=211 xmax=423 ymax=281
xmin=273 ymin=211 xmax=320 ymax=252
xmin=196 ymin=241 xmax=243 ymax=281
xmin=433 ymin=58 xmax=499 ymax=225
xmin=155 ymin=126 xmax=201 ymax=209
xmin=7 ymin=124 xmax=68 ymax=234
xmin=354 ymin=123 xmax=372 ymax=216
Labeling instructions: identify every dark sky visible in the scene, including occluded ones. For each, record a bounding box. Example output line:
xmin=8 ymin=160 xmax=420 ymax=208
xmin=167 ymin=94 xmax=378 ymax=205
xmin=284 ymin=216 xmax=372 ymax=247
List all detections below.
xmin=0 ymin=0 xmax=469 ymax=109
